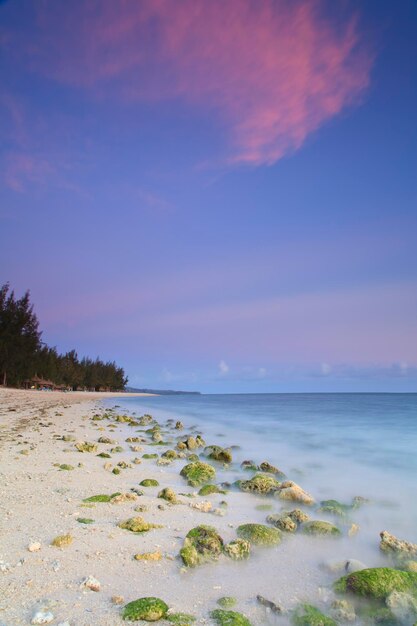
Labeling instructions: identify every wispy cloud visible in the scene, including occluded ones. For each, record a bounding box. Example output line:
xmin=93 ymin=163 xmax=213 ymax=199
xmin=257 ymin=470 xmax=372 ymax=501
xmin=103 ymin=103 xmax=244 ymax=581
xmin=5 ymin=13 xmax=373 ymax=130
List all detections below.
xmin=8 ymin=0 xmax=374 ymax=166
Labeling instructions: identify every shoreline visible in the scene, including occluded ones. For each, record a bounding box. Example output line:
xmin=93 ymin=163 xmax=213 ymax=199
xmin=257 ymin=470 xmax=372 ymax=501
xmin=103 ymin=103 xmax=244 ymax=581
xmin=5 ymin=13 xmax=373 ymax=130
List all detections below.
xmin=0 ymin=389 xmax=414 ymax=625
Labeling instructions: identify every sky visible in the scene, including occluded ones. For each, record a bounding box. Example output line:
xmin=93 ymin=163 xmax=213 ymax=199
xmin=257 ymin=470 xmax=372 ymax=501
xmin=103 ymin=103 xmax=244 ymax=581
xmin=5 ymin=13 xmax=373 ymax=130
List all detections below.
xmin=1 ymin=0 xmax=416 ymax=393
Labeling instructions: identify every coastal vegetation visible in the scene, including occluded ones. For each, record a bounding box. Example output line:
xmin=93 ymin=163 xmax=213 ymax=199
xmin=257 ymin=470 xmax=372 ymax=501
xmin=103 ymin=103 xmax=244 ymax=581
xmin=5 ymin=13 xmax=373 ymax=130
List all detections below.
xmin=0 ymin=282 xmax=127 ymax=389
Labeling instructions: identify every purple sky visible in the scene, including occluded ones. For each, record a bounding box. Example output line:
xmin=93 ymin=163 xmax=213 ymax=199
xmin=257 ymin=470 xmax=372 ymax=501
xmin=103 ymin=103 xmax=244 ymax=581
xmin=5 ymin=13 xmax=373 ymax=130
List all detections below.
xmin=1 ymin=0 xmax=416 ymax=392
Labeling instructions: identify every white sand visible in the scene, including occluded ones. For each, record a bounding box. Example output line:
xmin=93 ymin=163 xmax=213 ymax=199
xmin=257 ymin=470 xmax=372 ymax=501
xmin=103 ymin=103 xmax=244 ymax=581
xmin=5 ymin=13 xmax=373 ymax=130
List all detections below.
xmin=0 ymin=388 xmax=360 ymax=625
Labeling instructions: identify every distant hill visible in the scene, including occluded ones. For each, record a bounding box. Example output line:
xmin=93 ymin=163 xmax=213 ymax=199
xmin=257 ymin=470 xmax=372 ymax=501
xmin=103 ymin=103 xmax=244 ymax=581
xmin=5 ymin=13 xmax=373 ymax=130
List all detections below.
xmin=126 ymin=387 xmax=201 ymax=395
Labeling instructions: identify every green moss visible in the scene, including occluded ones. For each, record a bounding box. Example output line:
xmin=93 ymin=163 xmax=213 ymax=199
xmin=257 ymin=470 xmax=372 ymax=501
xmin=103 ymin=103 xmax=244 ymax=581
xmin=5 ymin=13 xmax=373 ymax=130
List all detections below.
xmin=97 ymin=452 xmax=111 ymax=458
xmin=51 ymin=533 xmax=73 ymax=547
xmin=140 ymin=478 xmax=159 ymax=487
xmin=198 ymin=484 xmax=226 ymax=496
xmin=180 ymin=525 xmax=224 ymax=567
xmin=334 ymin=568 xmax=417 ymax=600
xmin=122 ymin=597 xmax=168 ymax=621
xmin=210 ymin=609 xmax=252 ymax=625
xmin=224 ymin=539 xmax=251 ymax=560
xmin=187 ymin=454 xmax=199 ymax=463
xmin=112 ymin=467 xmax=121 ymax=475
xmin=255 ymin=504 xmax=273 ymax=511
xmin=166 ymin=613 xmax=196 ymax=625
xmin=59 ymin=464 xmax=74 ymax=471
xmin=180 ymin=461 xmax=216 ymax=487
xmin=143 ymin=453 xmax=159 ymax=459
xmin=83 ymin=492 xmax=121 ymax=502
xmin=205 ymin=445 xmax=233 ymax=464
xmin=118 ymin=516 xmax=163 ymax=533
xmin=236 ymin=523 xmax=281 ymax=546
xmin=301 ymin=521 xmax=341 ymax=536
xmin=110 ymin=446 xmax=124 ymax=453
xmin=259 ymin=461 xmax=284 ymax=476
xmin=318 ymin=499 xmax=351 ymax=517
xmin=291 ymin=604 xmax=337 ymax=626
xmin=158 ymin=487 xmax=178 ymax=503
xmin=161 ymin=449 xmax=178 ymax=460
xmin=75 ymin=441 xmax=97 ymax=453
xmin=217 ymin=597 xmax=237 ymax=609
xmin=238 ymin=473 xmax=280 ymax=495
xmin=77 ymin=517 xmax=94 ymax=524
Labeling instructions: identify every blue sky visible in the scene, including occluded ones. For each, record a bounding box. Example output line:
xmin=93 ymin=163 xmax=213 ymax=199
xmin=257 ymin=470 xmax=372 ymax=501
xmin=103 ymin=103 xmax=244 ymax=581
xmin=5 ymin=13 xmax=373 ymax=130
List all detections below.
xmin=1 ymin=0 xmax=416 ymax=392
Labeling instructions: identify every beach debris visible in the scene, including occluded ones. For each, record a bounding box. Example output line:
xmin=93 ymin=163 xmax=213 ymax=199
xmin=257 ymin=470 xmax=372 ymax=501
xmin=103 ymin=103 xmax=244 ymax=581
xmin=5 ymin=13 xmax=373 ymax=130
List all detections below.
xmin=83 ymin=492 xmax=121 ymax=503
xmin=28 ymin=542 xmax=41 ymax=552
xmin=180 ymin=525 xmax=224 ymax=567
xmin=238 ymin=473 xmax=280 ymax=495
xmin=291 ymin=604 xmax=336 ymax=626
xmin=134 ymin=551 xmax=162 ymax=561
xmin=180 ymin=461 xmax=216 ymax=487
xmin=334 ymin=567 xmax=417 ymax=599
xmin=224 ymin=539 xmax=251 ymax=560
xmin=112 ymin=595 xmax=124 ymax=604
xmin=80 ymin=575 xmax=101 ymax=591
xmin=205 ymin=445 xmax=233 ymax=464
xmin=380 ymin=530 xmax=417 ymax=556
xmin=51 ymin=533 xmax=73 ymax=548
xmin=329 ymin=599 xmax=356 ymax=622
xmin=122 ymin=597 xmax=169 ymax=621
xmin=210 ymin=609 xmax=252 ymax=625
xmin=118 ymin=516 xmax=163 ymax=533
xmin=31 ymin=611 xmax=54 ymax=624
xmin=275 ymin=481 xmax=315 ymax=505
xmin=158 ymin=487 xmax=178 ymax=503
xmin=301 ymin=520 xmax=341 ymax=536
xmin=75 ymin=441 xmax=97 ymax=453
xmin=217 ymin=597 xmax=237 ymax=609
xmin=140 ymin=478 xmax=160 ymax=487
xmin=237 ymin=523 xmax=281 ymax=546
xmin=256 ymin=595 xmax=283 ymax=614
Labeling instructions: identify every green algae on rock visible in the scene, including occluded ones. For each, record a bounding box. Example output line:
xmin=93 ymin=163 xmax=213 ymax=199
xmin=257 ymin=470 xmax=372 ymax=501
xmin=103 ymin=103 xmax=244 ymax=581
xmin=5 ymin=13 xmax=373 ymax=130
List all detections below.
xmin=198 ymin=484 xmax=226 ymax=496
xmin=238 ymin=473 xmax=280 ymax=495
xmin=236 ymin=523 xmax=281 ymax=546
xmin=59 ymin=464 xmax=74 ymax=471
xmin=140 ymin=478 xmax=160 ymax=487
xmin=97 ymin=452 xmax=111 ymax=458
xmin=77 ymin=517 xmax=94 ymax=524
xmin=334 ymin=568 xmax=417 ymax=600
xmin=118 ymin=516 xmax=163 ymax=533
xmin=224 ymin=538 xmax=251 ymax=560
xmin=161 ymin=449 xmax=178 ymax=460
xmin=180 ymin=461 xmax=215 ymax=487
xmin=143 ymin=453 xmax=159 ymax=459
xmin=291 ymin=604 xmax=337 ymax=626
xmin=259 ymin=461 xmax=284 ymax=476
xmin=301 ymin=521 xmax=341 ymax=536
xmin=51 ymin=533 xmax=73 ymax=547
xmin=166 ymin=612 xmax=196 ymax=625
xmin=122 ymin=597 xmax=168 ymax=621
xmin=275 ymin=481 xmax=315 ymax=505
xmin=205 ymin=445 xmax=233 ymax=464
xmin=380 ymin=531 xmax=417 ymax=557
xmin=75 ymin=441 xmax=98 ymax=453
xmin=217 ymin=597 xmax=237 ymax=609
xmin=158 ymin=487 xmax=178 ymax=503
xmin=210 ymin=608 xmax=252 ymax=625
xmin=180 ymin=525 xmax=224 ymax=567
xmin=318 ymin=499 xmax=352 ymax=517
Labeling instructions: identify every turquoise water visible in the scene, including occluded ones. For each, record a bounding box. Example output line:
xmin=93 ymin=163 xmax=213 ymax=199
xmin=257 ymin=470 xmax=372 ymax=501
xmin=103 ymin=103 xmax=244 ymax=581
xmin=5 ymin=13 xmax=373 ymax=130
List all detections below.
xmin=104 ymin=392 xmax=417 ymax=623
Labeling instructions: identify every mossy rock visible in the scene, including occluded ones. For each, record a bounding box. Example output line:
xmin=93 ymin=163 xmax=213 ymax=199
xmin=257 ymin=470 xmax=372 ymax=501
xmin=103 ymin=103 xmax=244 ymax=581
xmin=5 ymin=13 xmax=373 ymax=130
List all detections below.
xmin=205 ymin=445 xmax=233 ymax=464
xmin=198 ymin=484 xmax=226 ymax=496
xmin=122 ymin=597 xmax=168 ymax=621
xmin=267 ymin=513 xmax=297 ymax=532
xmin=77 ymin=517 xmax=94 ymax=524
xmin=110 ymin=445 xmax=124 ymax=453
xmin=217 ymin=597 xmax=237 ymax=609
xmin=158 ymin=487 xmax=178 ymax=503
xmin=140 ymin=478 xmax=159 ymax=487
xmin=97 ymin=452 xmax=111 ymax=458
xmin=236 ymin=523 xmax=281 ymax=546
xmin=301 ymin=521 xmax=341 ymax=536
xmin=210 ymin=608 xmax=252 ymax=625
xmin=334 ymin=568 xmax=417 ymax=600
xmin=291 ymin=604 xmax=337 ymax=626
xmin=143 ymin=453 xmax=158 ymax=459
xmin=118 ymin=516 xmax=163 ymax=533
xmin=180 ymin=525 xmax=224 ymax=567
xmin=161 ymin=449 xmax=178 ymax=460
xmin=239 ymin=473 xmax=280 ymax=495
xmin=166 ymin=613 xmax=196 ymax=625
xmin=75 ymin=441 xmax=97 ymax=453
xmin=180 ymin=461 xmax=215 ymax=487
xmin=59 ymin=464 xmax=74 ymax=471
xmin=187 ymin=453 xmax=200 ymax=463
xmin=360 ymin=606 xmax=401 ymax=625
xmin=51 ymin=533 xmax=73 ymax=547
xmin=259 ymin=461 xmax=284 ymax=476
xmin=113 ymin=467 xmax=121 ymax=475
xmin=318 ymin=499 xmax=352 ymax=517
xmin=224 ymin=538 xmax=251 ymax=560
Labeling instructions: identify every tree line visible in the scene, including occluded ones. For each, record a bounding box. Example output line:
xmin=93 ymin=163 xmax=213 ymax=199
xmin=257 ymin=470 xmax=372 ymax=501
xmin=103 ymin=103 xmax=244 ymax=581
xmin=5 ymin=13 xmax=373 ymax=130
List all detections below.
xmin=0 ymin=283 xmax=127 ymax=390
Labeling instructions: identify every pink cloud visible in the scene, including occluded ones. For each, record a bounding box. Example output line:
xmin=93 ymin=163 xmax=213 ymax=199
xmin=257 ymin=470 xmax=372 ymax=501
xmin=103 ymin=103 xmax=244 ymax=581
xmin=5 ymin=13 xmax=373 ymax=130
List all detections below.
xmin=21 ymin=0 xmax=373 ymax=165
xmin=3 ymin=152 xmax=54 ymax=192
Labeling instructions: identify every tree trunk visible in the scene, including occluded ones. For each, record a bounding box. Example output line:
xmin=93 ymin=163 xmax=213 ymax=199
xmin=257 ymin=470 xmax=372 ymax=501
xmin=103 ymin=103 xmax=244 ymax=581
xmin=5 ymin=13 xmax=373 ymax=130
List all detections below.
xmin=2 ymin=371 xmax=6 ymax=387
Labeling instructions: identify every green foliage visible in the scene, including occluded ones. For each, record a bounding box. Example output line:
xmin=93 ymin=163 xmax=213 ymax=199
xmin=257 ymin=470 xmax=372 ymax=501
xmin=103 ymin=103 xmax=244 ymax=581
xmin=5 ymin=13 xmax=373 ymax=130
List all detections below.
xmin=0 ymin=282 xmax=127 ymax=389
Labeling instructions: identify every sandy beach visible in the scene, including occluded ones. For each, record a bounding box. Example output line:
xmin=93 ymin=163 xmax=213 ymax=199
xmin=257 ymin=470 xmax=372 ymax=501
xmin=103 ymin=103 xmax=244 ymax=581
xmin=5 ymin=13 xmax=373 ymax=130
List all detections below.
xmin=1 ymin=389 xmax=416 ymax=626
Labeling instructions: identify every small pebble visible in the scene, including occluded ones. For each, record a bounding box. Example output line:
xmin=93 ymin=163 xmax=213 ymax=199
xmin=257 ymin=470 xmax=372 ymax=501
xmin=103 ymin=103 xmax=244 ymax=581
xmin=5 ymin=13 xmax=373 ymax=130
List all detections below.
xmin=28 ymin=542 xmax=41 ymax=552
xmin=80 ymin=575 xmax=101 ymax=592
xmin=111 ymin=595 xmax=124 ymax=604
xmin=31 ymin=611 xmax=54 ymax=624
